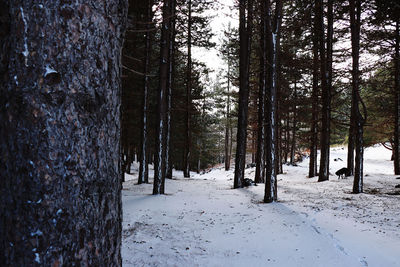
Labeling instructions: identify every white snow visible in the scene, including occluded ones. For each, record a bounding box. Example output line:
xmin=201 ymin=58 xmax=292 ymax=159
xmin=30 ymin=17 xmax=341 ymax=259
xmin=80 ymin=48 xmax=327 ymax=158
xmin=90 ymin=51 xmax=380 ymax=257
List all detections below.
xmin=122 ymin=145 xmax=400 ymax=266
xmin=20 ymin=7 xmax=29 ymax=66
xmin=30 ymin=230 xmax=43 ymax=237
xmin=44 ymin=66 xmax=57 ymax=77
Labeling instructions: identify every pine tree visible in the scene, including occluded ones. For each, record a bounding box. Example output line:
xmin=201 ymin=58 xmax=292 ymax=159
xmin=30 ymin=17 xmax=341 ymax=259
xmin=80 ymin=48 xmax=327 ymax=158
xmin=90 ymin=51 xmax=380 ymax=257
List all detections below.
xmin=153 ymin=0 xmax=174 ymax=194
xmin=234 ymin=0 xmax=253 ymax=189
xmin=349 ymin=0 xmax=367 ymax=194
xmin=0 ymin=1 xmax=127 ymax=265
xmin=264 ymin=0 xmax=283 ymax=203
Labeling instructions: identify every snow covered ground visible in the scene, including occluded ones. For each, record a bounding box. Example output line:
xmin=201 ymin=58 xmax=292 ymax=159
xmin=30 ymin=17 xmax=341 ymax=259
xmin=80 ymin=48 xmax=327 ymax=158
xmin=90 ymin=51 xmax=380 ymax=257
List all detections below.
xmin=121 ymin=145 xmax=400 ymax=267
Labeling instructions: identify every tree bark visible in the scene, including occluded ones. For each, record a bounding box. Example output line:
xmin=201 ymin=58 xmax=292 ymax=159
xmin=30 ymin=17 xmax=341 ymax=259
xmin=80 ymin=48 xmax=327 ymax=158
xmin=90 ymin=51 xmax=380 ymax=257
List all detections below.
xmin=234 ymin=0 xmax=253 ymax=188
xmin=264 ymin=0 xmax=282 ymax=203
xmin=0 ymin=1 xmax=127 ymax=265
xmin=154 ymin=0 xmax=173 ymax=194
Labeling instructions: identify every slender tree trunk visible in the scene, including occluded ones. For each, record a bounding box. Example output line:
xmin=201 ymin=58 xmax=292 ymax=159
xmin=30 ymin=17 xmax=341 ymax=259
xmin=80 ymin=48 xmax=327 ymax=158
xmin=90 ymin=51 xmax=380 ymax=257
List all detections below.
xmin=183 ymin=0 xmax=192 ymax=178
xmin=154 ymin=0 xmax=173 ymax=194
xmin=166 ymin=0 xmax=176 ymax=180
xmin=255 ymin=0 xmax=267 ymax=183
xmin=234 ymin=0 xmax=253 ymax=188
xmin=350 ymin=0 xmax=365 ymax=193
xmin=139 ymin=0 xmax=153 ymax=184
xmin=285 ymin=110 xmax=290 ymax=163
xmin=0 ymin=1 xmax=127 ymax=265
xmin=264 ymin=0 xmax=282 ymax=203
xmin=225 ymin=58 xmax=232 ymax=171
xmin=275 ymin=27 xmax=283 ymax=175
xmin=290 ymin=83 xmax=297 ymax=165
xmin=347 ymin=99 xmax=356 ymax=176
xmin=317 ymin=0 xmax=331 ymax=182
xmin=252 ymin=130 xmax=256 ymax=163
xmin=394 ymin=20 xmax=400 ymax=174
xmin=126 ymin=146 xmax=133 ymax=174
xmin=309 ymin=8 xmax=319 ymax=177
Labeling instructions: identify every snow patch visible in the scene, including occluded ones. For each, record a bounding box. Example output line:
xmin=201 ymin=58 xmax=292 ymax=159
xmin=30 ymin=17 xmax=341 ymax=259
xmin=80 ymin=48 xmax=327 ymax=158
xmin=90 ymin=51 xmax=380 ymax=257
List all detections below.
xmin=20 ymin=7 xmax=29 ymax=66
xmin=30 ymin=230 xmax=43 ymax=237
xmin=44 ymin=66 xmax=58 ymax=77
xmin=34 ymin=253 xmax=40 ymax=263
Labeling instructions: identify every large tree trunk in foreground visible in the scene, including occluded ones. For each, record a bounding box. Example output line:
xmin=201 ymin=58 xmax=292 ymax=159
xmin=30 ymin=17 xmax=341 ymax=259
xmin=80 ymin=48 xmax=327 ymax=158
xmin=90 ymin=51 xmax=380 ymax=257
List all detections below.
xmin=0 ymin=1 xmax=127 ymax=265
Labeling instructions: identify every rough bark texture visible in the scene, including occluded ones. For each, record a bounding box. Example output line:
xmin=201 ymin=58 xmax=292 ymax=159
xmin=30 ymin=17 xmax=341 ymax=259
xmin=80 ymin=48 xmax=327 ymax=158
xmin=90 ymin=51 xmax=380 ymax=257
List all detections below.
xmin=234 ymin=0 xmax=252 ymax=189
xmin=264 ymin=0 xmax=282 ymax=203
xmin=0 ymin=1 xmax=127 ymax=265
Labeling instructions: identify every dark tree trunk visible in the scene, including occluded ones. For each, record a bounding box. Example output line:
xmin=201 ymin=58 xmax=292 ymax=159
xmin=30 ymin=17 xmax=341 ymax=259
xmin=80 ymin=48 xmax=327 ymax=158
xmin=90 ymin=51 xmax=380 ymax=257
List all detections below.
xmin=255 ymin=0 xmax=267 ymax=183
xmin=347 ymin=100 xmax=355 ymax=176
xmin=225 ymin=58 xmax=232 ymax=171
xmin=252 ymin=131 xmax=256 ymax=163
xmin=165 ymin=0 xmax=176 ymax=180
xmin=264 ymin=0 xmax=282 ymax=203
xmin=126 ymin=146 xmax=133 ymax=174
xmin=394 ymin=20 xmax=400 ymax=174
xmin=154 ymin=0 xmax=173 ymax=194
xmin=284 ymin=111 xmax=290 ymax=163
xmin=317 ymin=0 xmax=332 ymax=182
xmin=183 ymin=0 xmax=192 ymax=178
xmin=309 ymin=9 xmax=319 ymax=177
xmin=234 ymin=0 xmax=253 ymax=189
xmin=350 ymin=0 xmax=366 ymax=193
xmin=275 ymin=26 xmax=283 ymax=175
xmin=290 ymin=82 xmax=297 ymax=165
xmin=0 ymin=1 xmax=127 ymax=265
xmin=139 ymin=0 xmax=153 ymax=184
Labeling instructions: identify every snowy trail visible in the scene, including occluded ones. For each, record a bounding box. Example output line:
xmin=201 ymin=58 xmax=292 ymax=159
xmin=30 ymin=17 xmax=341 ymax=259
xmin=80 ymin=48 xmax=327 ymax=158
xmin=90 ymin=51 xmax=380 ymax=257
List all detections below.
xmin=122 ymin=146 xmax=400 ymax=266
xmin=122 ymin=178 xmax=371 ymax=266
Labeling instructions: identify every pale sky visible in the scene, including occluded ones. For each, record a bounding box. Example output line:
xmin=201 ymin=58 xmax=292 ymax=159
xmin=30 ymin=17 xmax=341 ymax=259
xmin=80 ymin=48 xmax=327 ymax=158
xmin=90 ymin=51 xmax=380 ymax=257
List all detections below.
xmin=192 ymin=0 xmax=238 ymax=79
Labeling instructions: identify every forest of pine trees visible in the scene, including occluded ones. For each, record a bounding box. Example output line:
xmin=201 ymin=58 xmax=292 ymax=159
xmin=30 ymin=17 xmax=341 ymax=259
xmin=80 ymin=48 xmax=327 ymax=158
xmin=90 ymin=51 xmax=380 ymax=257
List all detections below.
xmin=119 ymin=0 xmax=399 ymax=198
xmin=1 ymin=0 xmax=399 ymax=264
